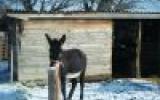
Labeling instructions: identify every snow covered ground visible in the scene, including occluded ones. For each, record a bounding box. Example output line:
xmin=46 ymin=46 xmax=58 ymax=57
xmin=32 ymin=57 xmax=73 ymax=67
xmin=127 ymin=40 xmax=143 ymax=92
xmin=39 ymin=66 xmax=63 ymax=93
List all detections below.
xmin=0 ymin=61 xmax=10 ymax=83
xmin=0 ymin=79 xmax=160 ymax=100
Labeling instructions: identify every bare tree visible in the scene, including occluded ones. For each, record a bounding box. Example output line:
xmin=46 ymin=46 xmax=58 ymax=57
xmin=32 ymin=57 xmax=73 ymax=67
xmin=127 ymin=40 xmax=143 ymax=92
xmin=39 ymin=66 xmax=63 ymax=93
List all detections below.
xmin=0 ymin=1 xmax=8 ymax=16
xmin=97 ymin=0 xmax=113 ymax=11
xmin=48 ymin=0 xmax=98 ymax=12
xmin=50 ymin=0 xmax=71 ymax=12
xmin=97 ymin=0 xmax=137 ymax=12
xmin=2 ymin=0 xmax=139 ymax=12
xmin=7 ymin=0 xmax=70 ymax=12
xmin=83 ymin=0 xmax=94 ymax=11
xmin=5 ymin=0 xmax=96 ymax=12
xmin=21 ymin=0 xmax=38 ymax=11
xmin=40 ymin=0 xmax=46 ymax=12
xmin=6 ymin=0 xmax=38 ymax=11
xmin=0 ymin=0 xmax=13 ymax=13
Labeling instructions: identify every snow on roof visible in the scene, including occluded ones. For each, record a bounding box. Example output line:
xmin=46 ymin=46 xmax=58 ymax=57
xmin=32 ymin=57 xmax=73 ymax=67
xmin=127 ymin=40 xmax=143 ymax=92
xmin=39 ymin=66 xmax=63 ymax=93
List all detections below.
xmin=8 ymin=13 xmax=160 ymax=20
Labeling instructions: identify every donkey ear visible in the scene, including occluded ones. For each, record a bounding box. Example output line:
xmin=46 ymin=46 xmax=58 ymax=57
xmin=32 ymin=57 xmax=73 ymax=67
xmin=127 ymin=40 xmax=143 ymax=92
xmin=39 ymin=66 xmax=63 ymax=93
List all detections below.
xmin=59 ymin=34 xmax=66 ymax=45
xmin=45 ymin=33 xmax=52 ymax=44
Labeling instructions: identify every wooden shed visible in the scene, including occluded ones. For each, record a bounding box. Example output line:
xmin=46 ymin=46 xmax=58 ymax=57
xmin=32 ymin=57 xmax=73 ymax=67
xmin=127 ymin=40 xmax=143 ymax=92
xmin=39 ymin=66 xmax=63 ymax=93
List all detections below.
xmin=9 ymin=13 xmax=112 ymax=81
xmin=9 ymin=13 xmax=160 ymax=81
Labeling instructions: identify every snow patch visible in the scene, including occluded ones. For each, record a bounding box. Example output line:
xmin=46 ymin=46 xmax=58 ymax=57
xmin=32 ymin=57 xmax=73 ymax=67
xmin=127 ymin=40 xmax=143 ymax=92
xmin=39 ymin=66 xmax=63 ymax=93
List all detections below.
xmin=0 ymin=79 xmax=160 ymax=100
xmin=0 ymin=61 xmax=10 ymax=83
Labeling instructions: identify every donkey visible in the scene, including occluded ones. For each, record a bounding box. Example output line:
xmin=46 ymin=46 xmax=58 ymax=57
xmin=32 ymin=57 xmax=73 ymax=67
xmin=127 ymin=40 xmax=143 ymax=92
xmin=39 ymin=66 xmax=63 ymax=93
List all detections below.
xmin=45 ymin=33 xmax=87 ymax=100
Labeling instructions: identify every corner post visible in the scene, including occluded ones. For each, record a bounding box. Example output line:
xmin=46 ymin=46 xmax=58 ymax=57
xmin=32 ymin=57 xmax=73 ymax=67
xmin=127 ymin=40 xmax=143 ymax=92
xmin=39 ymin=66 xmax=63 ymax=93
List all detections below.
xmin=136 ymin=20 xmax=142 ymax=78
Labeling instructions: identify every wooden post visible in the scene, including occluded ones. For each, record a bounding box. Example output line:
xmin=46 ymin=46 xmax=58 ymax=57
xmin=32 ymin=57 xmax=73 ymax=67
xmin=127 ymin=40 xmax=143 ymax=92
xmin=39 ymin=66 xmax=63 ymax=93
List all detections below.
xmin=6 ymin=17 xmax=18 ymax=82
xmin=6 ymin=21 xmax=14 ymax=82
xmin=136 ymin=20 xmax=142 ymax=78
xmin=48 ymin=63 xmax=61 ymax=100
xmin=10 ymin=49 xmax=14 ymax=82
xmin=12 ymin=21 xmax=18 ymax=81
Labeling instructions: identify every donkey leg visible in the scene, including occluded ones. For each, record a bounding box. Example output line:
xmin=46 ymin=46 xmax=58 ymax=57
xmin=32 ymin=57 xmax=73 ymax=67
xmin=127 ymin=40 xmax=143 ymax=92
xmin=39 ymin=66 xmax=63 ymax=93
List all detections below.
xmin=61 ymin=75 xmax=66 ymax=100
xmin=80 ymin=71 xmax=85 ymax=100
xmin=60 ymin=68 xmax=67 ymax=100
xmin=67 ymin=79 xmax=77 ymax=100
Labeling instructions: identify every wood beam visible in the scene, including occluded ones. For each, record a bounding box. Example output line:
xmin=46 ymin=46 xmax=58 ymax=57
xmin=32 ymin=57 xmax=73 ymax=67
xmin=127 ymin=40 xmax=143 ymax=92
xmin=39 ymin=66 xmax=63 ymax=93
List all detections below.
xmin=136 ymin=20 xmax=142 ymax=78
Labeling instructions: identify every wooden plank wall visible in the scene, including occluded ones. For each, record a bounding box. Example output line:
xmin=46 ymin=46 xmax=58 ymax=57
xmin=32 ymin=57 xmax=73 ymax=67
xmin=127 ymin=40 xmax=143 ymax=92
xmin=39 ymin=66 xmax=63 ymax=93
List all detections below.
xmin=18 ymin=19 xmax=112 ymax=81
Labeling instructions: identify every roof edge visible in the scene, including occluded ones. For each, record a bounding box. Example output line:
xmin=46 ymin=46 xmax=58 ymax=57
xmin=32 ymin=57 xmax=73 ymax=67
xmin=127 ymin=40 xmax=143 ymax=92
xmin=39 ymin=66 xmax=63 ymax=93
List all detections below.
xmin=8 ymin=13 xmax=160 ymax=20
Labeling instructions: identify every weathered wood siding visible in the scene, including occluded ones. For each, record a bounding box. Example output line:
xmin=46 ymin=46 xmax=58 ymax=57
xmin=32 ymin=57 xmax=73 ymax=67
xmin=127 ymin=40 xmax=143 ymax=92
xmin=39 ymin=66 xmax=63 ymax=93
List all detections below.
xmin=18 ymin=19 xmax=112 ymax=80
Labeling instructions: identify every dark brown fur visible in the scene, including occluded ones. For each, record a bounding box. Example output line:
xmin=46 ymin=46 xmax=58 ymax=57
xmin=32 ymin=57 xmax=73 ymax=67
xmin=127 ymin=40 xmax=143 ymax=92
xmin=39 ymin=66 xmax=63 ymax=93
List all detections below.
xmin=45 ymin=34 xmax=87 ymax=100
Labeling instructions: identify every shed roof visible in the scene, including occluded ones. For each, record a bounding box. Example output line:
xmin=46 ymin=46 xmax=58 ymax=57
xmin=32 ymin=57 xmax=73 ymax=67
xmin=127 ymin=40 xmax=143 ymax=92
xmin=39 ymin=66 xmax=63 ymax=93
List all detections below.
xmin=8 ymin=13 xmax=160 ymax=20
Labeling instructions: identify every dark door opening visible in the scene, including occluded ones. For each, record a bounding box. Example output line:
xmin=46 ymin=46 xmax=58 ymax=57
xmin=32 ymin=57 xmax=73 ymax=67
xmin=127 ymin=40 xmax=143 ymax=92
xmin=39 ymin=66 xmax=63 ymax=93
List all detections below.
xmin=112 ymin=20 xmax=138 ymax=78
xmin=141 ymin=20 xmax=160 ymax=77
xmin=113 ymin=19 xmax=160 ymax=78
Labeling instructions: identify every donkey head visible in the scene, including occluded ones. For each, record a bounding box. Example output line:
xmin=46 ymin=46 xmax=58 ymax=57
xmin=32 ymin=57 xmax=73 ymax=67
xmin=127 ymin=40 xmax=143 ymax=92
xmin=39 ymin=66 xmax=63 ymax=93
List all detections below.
xmin=45 ymin=33 xmax=66 ymax=66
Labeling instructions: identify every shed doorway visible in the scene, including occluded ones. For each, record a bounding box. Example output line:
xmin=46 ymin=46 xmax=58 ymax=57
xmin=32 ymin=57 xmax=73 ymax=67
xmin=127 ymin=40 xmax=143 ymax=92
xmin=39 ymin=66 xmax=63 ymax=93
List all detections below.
xmin=112 ymin=20 xmax=138 ymax=78
xmin=112 ymin=19 xmax=160 ymax=78
xmin=141 ymin=20 xmax=160 ymax=77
